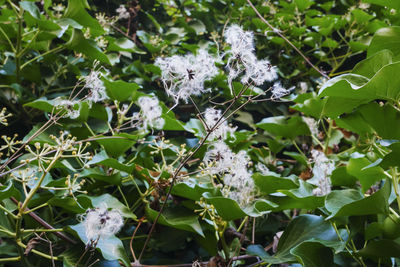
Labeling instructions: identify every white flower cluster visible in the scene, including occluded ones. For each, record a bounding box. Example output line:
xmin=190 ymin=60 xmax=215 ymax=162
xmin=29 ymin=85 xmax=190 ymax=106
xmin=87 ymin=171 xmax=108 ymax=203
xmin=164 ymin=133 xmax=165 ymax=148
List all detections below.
xmin=82 ymin=207 xmax=123 ymax=242
xmin=116 ymin=5 xmax=130 ymax=20
xmin=204 ymin=140 xmax=255 ymax=206
xmin=310 ymin=149 xmax=334 ymax=196
xmin=132 ymin=96 xmax=165 ymax=131
xmin=81 ymin=61 xmax=109 ymax=104
xmin=224 ymin=25 xmax=278 ymax=88
xmin=204 ymin=108 xmax=236 ymax=140
xmin=155 ymin=49 xmax=219 ymax=107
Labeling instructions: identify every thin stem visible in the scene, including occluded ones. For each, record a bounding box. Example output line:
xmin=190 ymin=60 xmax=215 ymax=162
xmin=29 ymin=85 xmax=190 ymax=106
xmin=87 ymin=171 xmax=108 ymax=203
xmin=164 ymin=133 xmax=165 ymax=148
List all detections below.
xmin=0 ymin=257 xmax=21 ymax=262
xmin=17 ymin=241 xmax=59 ymax=261
xmin=22 ymin=228 xmax=64 ymax=233
xmin=138 ymin=84 xmax=250 ymax=262
xmin=20 ymin=46 xmax=64 ymax=70
xmin=0 ymin=204 xmax=18 ymax=219
xmin=0 ymin=26 xmax=16 ymax=52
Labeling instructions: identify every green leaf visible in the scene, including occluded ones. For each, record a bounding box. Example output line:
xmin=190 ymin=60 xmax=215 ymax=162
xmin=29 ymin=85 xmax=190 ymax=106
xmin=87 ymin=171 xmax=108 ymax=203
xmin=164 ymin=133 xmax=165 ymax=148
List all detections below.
xmin=95 ymin=133 xmax=137 ymax=157
xmin=247 ymin=215 xmax=340 ymax=264
xmin=368 ymin=26 xmax=400 ymax=59
xmin=380 ymin=142 xmax=400 ymax=169
xmin=172 ymin=179 xmax=215 ymax=201
xmin=325 ymin=180 xmax=390 ymax=219
xmin=362 ymin=0 xmax=400 ymax=10
xmin=20 ymin=1 xmax=40 ymax=19
xmin=87 ymin=150 xmax=135 ymax=173
xmin=88 ymin=194 xmax=136 ymax=219
xmin=145 ymin=205 xmax=204 ymax=236
xmin=108 ymin=38 xmax=146 ymax=54
xmin=357 ymin=102 xmax=400 ymax=140
xmin=103 ymin=79 xmax=140 ymax=101
xmin=66 ymin=29 xmax=110 ymax=64
xmin=291 ymin=241 xmax=334 ymax=267
xmin=347 ymin=156 xmax=385 ymax=192
xmin=256 ymin=116 xmax=310 ymax=139
xmin=254 ymin=173 xmax=298 ymax=195
xmin=319 ymin=62 xmax=400 ymax=116
xmin=0 ymin=182 xmax=20 ymax=202
xmin=64 ymin=0 xmax=104 ymax=36
xmin=69 ymin=223 xmax=130 ymax=266
xmin=270 ymin=181 xmax=325 ymax=211
xmin=352 ymin=49 xmax=393 ymax=79
xmin=80 ymin=168 xmax=122 ymax=185
xmin=202 ymin=193 xmax=277 ymax=220
xmin=292 ymin=96 xmax=326 ymax=119
xmin=330 ymin=166 xmax=357 ymax=187
xmin=359 ymin=239 xmax=400 ymax=259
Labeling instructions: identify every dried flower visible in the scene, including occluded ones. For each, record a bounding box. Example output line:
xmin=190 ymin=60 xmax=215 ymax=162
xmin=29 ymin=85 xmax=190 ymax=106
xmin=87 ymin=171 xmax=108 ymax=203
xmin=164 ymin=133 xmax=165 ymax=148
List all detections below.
xmin=82 ymin=207 xmax=123 ymax=243
xmin=203 ymin=140 xmax=255 ymax=206
xmin=224 ymin=25 xmax=277 ymax=91
xmin=271 ymin=82 xmax=293 ymax=100
xmin=81 ymin=61 xmax=109 ymax=104
xmin=155 ymin=49 xmax=218 ymax=108
xmin=132 ymin=96 xmax=165 ymax=131
xmin=204 ymin=108 xmax=236 ymax=140
xmin=54 ymin=98 xmax=81 ymax=119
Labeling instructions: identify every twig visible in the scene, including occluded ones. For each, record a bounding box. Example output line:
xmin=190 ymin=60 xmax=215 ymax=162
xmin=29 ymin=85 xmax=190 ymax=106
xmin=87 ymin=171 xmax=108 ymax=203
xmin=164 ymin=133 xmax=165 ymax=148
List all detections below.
xmin=9 ymin=197 xmax=76 ymax=244
xmin=246 ymin=0 xmax=329 ymax=79
xmin=138 ymin=84 xmax=251 ymax=262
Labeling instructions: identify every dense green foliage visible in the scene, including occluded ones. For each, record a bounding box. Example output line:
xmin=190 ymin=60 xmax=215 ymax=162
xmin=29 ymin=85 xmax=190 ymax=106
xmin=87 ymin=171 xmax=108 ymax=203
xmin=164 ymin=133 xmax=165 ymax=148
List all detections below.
xmin=1 ymin=0 xmax=400 ymax=266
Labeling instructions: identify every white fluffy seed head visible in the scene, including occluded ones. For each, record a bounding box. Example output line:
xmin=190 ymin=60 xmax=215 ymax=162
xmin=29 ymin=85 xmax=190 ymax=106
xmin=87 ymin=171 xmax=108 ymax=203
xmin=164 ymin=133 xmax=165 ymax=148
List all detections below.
xmin=271 ymin=82 xmax=293 ymax=100
xmin=83 ymin=207 xmax=123 ymax=242
xmin=224 ymin=25 xmax=278 ymax=90
xmin=155 ymin=49 xmax=218 ymax=107
xmin=133 ymin=96 xmax=165 ymax=131
xmin=203 ymin=140 xmax=255 ymax=206
xmin=204 ymin=108 xmax=237 ymax=140
xmin=82 ymin=61 xmax=109 ymax=104
xmin=54 ymin=98 xmax=81 ymax=119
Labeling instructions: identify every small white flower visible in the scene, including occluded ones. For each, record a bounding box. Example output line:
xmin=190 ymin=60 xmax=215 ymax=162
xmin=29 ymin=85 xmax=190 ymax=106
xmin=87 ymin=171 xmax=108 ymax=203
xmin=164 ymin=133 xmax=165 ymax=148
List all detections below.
xmin=132 ymin=96 xmax=165 ymax=131
xmin=271 ymin=82 xmax=293 ymax=100
xmin=155 ymin=49 xmax=218 ymax=108
xmin=310 ymin=149 xmax=334 ymax=196
xmin=116 ymin=5 xmax=130 ymax=20
xmin=204 ymin=108 xmax=236 ymax=140
xmin=82 ymin=207 xmax=123 ymax=242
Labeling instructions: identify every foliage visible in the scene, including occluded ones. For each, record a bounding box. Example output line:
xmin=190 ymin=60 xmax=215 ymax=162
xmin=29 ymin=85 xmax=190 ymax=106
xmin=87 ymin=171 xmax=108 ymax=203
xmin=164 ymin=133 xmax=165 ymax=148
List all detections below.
xmin=1 ymin=0 xmax=400 ymax=266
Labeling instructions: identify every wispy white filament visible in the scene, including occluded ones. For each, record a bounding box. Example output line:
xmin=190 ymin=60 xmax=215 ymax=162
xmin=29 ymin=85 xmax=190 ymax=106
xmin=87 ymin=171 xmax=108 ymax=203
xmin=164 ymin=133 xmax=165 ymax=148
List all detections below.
xmin=224 ymin=25 xmax=278 ymax=91
xmin=203 ymin=140 xmax=255 ymax=206
xmin=132 ymin=96 xmax=165 ymax=131
xmin=204 ymin=108 xmax=236 ymax=140
xmin=155 ymin=49 xmax=218 ymax=108
xmin=311 ymin=149 xmax=334 ymax=196
xmin=82 ymin=207 xmax=123 ymax=242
